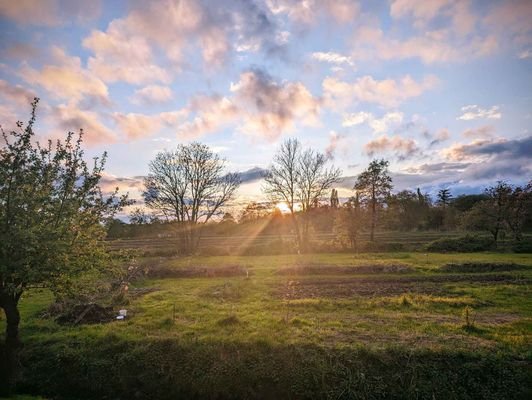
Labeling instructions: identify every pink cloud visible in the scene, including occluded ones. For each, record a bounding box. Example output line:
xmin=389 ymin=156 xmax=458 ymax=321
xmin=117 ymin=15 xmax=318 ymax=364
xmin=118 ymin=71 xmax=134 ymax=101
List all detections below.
xmin=364 ymin=135 xmax=419 ymax=160
xmin=324 ymin=74 xmax=438 ymax=108
xmin=19 ymin=47 xmax=109 ymax=106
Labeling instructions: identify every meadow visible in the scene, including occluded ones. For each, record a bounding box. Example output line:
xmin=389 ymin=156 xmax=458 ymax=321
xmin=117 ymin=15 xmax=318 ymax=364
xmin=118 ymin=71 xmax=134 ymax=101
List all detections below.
xmin=3 ymin=251 xmax=531 ymax=399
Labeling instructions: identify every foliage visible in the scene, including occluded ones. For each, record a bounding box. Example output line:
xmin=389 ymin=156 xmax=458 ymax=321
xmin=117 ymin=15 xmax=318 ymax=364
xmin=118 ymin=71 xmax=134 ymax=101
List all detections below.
xmin=463 ymin=181 xmax=532 ymax=242
xmin=0 ymin=99 xmax=129 ymax=393
xmin=354 ymin=159 xmax=393 ymax=241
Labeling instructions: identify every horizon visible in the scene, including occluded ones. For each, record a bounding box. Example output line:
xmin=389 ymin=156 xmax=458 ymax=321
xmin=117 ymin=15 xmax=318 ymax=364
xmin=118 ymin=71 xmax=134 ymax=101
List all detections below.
xmin=1 ymin=0 xmax=531 ymax=214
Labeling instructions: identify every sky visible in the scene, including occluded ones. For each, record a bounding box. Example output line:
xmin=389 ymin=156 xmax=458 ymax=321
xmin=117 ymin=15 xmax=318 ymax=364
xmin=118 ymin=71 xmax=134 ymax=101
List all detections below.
xmin=0 ymin=0 xmax=531 ymax=212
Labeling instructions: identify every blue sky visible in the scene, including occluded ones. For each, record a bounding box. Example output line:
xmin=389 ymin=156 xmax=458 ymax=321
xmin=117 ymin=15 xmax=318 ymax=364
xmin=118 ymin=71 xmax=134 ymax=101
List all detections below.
xmin=1 ymin=0 xmax=531 ymax=208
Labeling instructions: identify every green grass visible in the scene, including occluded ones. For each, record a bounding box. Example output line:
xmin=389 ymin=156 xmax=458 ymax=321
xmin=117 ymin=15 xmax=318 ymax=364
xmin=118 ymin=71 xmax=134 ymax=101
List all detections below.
xmin=2 ymin=252 xmax=531 ymax=399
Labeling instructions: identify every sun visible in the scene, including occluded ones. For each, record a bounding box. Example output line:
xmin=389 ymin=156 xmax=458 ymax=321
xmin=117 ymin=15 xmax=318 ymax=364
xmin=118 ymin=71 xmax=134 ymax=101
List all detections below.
xmin=275 ymin=202 xmax=291 ymax=214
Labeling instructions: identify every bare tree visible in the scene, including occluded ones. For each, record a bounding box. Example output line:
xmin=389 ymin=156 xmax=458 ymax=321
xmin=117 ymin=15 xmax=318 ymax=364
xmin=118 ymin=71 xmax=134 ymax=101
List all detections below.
xmin=143 ymin=142 xmax=240 ymax=253
xmin=263 ymin=138 xmax=341 ymax=251
xmin=297 ymin=148 xmax=341 ymax=249
xmin=354 ymin=159 xmax=393 ymax=241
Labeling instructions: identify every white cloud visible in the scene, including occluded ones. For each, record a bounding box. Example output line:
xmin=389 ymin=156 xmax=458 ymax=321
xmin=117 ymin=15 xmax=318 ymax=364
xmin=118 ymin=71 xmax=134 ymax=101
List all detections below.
xmin=457 ymin=105 xmax=502 ymax=121
xmin=342 ymin=111 xmax=403 ymax=134
xmin=311 ymin=52 xmax=354 ymax=67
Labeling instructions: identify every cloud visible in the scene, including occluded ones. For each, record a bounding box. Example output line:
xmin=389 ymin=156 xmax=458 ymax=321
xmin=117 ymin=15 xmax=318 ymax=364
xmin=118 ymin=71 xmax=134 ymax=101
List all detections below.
xmin=457 ymin=105 xmax=502 ymax=121
xmin=324 ymin=74 xmax=438 ymax=108
xmin=83 ymin=21 xmax=172 ymax=85
xmin=429 ymin=129 xmax=450 ymax=146
xmin=518 ymin=49 xmax=532 ymax=59
xmin=364 ymin=134 xmax=419 ymax=160
xmin=325 ymin=130 xmax=343 ymax=159
xmin=311 ymin=52 xmax=354 ymax=67
xmin=442 ymin=135 xmax=532 ymax=164
xmin=177 ymin=95 xmax=239 ymax=138
xmin=113 ymin=109 xmax=188 ymax=140
xmin=4 ymin=42 xmax=42 ymax=61
xmin=50 ymin=102 xmax=116 ymax=145
xmin=351 ymin=11 xmax=497 ymax=65
xmin=81 ymin=0 xmax=288 ymax=84
xmin=342 ymin=111 xmax=403 ymax=134
xmin=231 ymin=68 xmax=321 ymax=140
xmin=0 ymin=0 xmax=102 ymax=26
xmin=0 ymin=79 xmax=36 ymax=106
xmin=19 ymin=47 xmax=109 ymax=106
xmin=484 ymin=0 xmax=532 ymax=57
xmin=462 ymin=125 xmax=494 ymax=139
xmin=390 ymin=0 xmax=476 ymax=35
xmin=236 ymin=167 xmax=269 ymax=183
xmin=98 ymin=172 xmax=144 ymax=196
xmin=266 ymin=0 xmax=360 ymax=24
xmin=130 ymin=85 xmax=173 ymax=105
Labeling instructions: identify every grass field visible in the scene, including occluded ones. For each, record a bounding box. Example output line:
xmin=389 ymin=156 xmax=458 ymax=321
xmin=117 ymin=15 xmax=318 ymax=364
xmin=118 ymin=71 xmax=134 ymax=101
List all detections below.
xmin=3 ymin=252 xmax=532 ymax=399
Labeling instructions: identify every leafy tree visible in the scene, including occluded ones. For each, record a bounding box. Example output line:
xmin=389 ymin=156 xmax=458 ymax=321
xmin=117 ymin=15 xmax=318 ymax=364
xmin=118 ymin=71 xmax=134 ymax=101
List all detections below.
xmin=339 ymin=192 xmax=364 ymax=250
xmin=385 ymin=190 xmax=424 ymax=231
xmin=353 ymin=159 xmax=393 ymax=241
xmin=463 ymin=181 xmax=512 ymax=242
xmin=0 ymin=100 xmax=129 ymax=393
xmin=505 ymin=181 xmax=532 ymax=241
xmin=452 ymin=194 xmax=488 ymax=212
xmin=143 ymin=143 xmax=240 ymax=254
xmin=263 ymin=138 xmax=340 ymax=251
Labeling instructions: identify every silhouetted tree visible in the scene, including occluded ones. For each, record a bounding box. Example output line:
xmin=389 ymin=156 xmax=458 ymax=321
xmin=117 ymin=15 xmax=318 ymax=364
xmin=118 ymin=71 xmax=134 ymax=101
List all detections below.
xmin=143 ymin=143 xmax=240 ymax=253
xmin=263 ymin=138 xmax=340 ymax=251
xmin=437 ymin=188 xmax=452 ymax=208
xmin=330 ymin=188 xmax=339 ymax=208
xmin=354 ymin=159 xmax=393 ymax=241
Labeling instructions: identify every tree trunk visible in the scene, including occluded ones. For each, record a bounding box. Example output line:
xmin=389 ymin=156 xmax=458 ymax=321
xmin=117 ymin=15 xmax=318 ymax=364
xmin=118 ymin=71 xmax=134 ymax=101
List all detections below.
xmin=370 ymin=197 xmax=376 ymax=242
xmin=290 ymin=211 xmax=302 ymax=253
xmin=0 ymin=291 xmax=21 ymax=396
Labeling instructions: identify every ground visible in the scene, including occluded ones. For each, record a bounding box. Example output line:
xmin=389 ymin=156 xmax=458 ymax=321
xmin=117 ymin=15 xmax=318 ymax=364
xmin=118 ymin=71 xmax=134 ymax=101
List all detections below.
xmin=2 ymin=252 xmax=532 ymax=399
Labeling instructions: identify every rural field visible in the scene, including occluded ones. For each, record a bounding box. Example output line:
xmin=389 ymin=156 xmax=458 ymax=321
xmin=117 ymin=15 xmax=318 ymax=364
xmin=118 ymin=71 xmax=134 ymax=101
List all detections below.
xmin=4 ymin=250 xmax=531 ymax=399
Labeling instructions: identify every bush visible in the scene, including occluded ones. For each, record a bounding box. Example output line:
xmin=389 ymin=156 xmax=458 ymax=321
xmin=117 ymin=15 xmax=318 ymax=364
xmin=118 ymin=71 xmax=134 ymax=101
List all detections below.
xmin=512 ymin=240 xmax=532 ymax=253
xmin=424 ymin=234 xmax=495 ymax=252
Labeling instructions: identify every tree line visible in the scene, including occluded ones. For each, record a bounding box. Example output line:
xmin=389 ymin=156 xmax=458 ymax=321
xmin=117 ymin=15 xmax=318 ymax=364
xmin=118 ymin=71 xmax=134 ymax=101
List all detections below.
xmin=121 ymin=138 xmax=531 ymax=254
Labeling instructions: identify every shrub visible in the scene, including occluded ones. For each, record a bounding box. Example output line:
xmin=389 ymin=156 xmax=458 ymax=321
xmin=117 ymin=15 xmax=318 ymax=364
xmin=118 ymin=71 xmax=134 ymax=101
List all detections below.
xmin=424 ymin=234 xmax=495 ymax=252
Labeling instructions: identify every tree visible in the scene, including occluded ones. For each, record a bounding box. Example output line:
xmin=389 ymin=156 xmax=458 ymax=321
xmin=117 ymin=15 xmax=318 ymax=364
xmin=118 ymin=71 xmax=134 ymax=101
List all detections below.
xmin=143 ymin=143 xmax=240 ymax=254
xmin=353 ymin=159 xmax=393 ymax=241
xmin=263 ymin=138 xmax=340 ymax=251
xmin=437 ymin=188 xmax=452 ymax=208
xmin=505 ymin=181 xmax=531 ymax=241
xmin=385 ymin=190 xmax=423 ymax=231
xmin=129 ymin=207 xmax=152 ymax=225
xmin=339 ymin=192 xmax=363 ymax=250
xmin=463 ymin=181 xmax=512 ymax=242
xmin=330 ymin=188 xmax=339 ymax=208
xmin=0 ymin=99 xmax=128 ymax=394
xmin=239 ymin=201 xmax=271 ymax=223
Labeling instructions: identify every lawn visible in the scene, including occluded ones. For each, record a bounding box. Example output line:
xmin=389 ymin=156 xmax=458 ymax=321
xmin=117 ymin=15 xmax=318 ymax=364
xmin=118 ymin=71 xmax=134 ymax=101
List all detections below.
xmin=3 ymin=252 xmax=532 ymax=399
